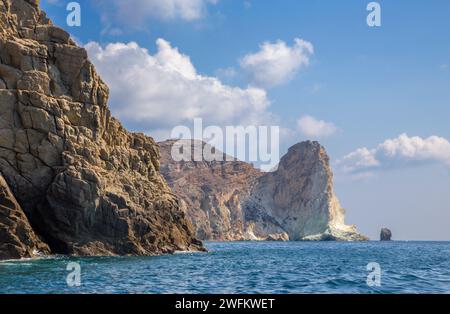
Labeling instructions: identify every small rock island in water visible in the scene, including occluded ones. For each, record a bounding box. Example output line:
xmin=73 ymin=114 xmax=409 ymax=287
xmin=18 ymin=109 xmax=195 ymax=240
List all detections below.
xmin=380 ymin=228 xmax=392 ymax=241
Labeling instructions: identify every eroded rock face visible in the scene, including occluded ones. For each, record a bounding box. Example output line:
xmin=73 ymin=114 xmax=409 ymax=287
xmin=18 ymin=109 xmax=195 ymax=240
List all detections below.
xmin=0 ymin=174 xmax=49 ymax=260
xmin=159 ymin=140 xmax=288 ymax=241
xmin=159 ymin=140 xmax=367 ymax=241
xmin=0 ymin=0 xmax=203 ymax=256
xmin=380 ymin=228 xmax=392 ymax=241
xmin=249 ymin=141 xmax=367 ymax=241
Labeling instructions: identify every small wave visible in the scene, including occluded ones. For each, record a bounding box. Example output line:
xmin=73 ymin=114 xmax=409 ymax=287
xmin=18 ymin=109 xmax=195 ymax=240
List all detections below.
xmin=173 ymin=250 xmax=206 ymax=255
xmin=0 ymin=255 xmax=63 ymax=264
xmin=0 ymin=258 xmax=39 ymax=264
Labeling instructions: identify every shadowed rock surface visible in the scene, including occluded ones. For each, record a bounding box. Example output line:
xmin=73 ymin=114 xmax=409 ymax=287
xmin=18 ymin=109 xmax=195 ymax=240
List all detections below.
xmin=0 ymin=0 xmax=203 ymax=259
xmin=0 ymin=173 xmax=49 ymax=259
xmin=159 ymin=140 xmax=368 ymax=241
xmin=380 ymin=228 xmax=392 ymax=241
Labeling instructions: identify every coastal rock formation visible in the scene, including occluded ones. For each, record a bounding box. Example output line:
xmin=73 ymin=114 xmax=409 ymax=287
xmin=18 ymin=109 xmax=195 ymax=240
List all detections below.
xmin=248 ymin=141 xmax=367 ymax=241
xmin=0 ymin=174 xmax=49 ymax=260
xmin=0 ymin=0 xmax=203 ymax=258
xmin=159 ymin=140 xmax=367 ymax=241
xmin=159 ymin=140 xmax=288 ymax=241
xmin=380 ymin=228 xmax=392 ymax=241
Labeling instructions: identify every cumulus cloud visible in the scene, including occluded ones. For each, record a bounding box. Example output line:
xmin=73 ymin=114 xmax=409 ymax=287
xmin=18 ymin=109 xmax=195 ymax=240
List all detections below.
xmin=96 ymin=0 xmax=218 ymax=26
xmin=85 ymin=39 xmax=274 ymax=140
xmin=337 ymin=134 xmax=450 ymax=175
xmin=297 ymin=115 xmax=338 ymax=138
xmin=215 ymin=67 xmax=237 ymax=82
xmin=240 ymin=38 xmax=314 ymax=88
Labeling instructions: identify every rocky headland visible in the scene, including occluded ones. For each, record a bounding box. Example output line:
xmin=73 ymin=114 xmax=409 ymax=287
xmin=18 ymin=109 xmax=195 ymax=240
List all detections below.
xmin=159 ymin=140 xmax=368 ymax=242
xmin=0 ymin=0 xmax=203 ymax=260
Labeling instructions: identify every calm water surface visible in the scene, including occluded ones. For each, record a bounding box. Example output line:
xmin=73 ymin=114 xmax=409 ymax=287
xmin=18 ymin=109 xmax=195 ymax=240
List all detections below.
xmin=0 ymin=241 xmax=449 ymax=294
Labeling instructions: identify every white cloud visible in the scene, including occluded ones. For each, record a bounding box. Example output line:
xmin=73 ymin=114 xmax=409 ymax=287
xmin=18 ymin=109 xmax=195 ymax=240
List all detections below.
xmin=97 ymin=0 xmax=218 ymax=26
xmin=85 ymin=39 xmax=274 ymax=140
xmin=296 ymin=115 xmax=338 ymax=138
xmin=240 ymin=38 xmax=314 ymax=88
xmin=215 ymin=67 xmax=237 ymax=81
xmin=337 ymin=134 xmax=450 ymax=175
xmin=337 ymin=147 xmax=380 ymax=175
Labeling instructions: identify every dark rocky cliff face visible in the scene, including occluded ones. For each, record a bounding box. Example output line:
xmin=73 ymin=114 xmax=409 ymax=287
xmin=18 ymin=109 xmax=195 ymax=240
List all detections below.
xmin=0 ymin=0 xmax=203 ymax=259
xmin=159 ymin=140 xmax=367 ymax=241
xmin=0 ymin=173 xmax=49 ymax=259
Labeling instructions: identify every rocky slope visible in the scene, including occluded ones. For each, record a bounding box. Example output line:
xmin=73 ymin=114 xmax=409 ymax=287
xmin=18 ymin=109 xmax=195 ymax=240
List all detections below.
xmin=0 ymin=0 xmax=203 ymax=259
xmin=160 ymin=140 xmax=367 ymax=241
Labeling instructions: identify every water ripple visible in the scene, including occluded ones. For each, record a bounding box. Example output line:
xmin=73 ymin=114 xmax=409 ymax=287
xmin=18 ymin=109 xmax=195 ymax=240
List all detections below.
xmin=0 ymin=241 xmax=449 ymax=294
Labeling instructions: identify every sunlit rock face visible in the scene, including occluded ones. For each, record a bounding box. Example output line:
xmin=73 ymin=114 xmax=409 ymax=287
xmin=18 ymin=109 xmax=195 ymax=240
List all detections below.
xmin=248 ymin=141 xmax=367 ymax=241
xmin=0 ymin=0 xmax=204 ymax=257
xmin=159 ymin=140 xmax=289 ymax=241
xmin=159 ymin=140 xmax=367 ymax=242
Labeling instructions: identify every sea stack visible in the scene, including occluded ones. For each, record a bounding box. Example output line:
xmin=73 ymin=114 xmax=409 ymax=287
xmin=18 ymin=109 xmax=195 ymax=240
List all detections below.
xmin=380 ymin=228 xmax=392 ymax=241
xmin=0 ymin=0 xmax=204 ymax=260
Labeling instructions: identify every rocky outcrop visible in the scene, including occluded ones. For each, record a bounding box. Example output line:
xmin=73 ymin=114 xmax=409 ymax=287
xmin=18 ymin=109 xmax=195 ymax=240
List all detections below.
xmin=248 ymin=141 xmax=367 ymax=241
xmin=0 ymin=0 xmax=203 ymax=258
xmin=159 ymin=140 xmax=288 ymax=241
xmin=1 ymin=174 xmax=49 ymax=260
xmin=159 ymin=140 xmax=367 ymax=241
xmin=380 ymin=228 xmax=392 ymax=241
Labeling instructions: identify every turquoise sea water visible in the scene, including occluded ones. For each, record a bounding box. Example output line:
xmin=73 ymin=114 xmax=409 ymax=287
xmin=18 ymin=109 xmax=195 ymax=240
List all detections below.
xmin=0 ymin=241 xmax=449 ymax=294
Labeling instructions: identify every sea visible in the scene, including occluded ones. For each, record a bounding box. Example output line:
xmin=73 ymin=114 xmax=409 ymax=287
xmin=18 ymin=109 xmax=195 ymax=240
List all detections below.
xmin=0 ymin=241 xmax=449 ymax=294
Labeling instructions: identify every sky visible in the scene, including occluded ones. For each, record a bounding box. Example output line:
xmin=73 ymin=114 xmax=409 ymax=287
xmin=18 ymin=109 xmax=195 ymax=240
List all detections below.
xmin=41 ymin=0 xmax=450 ymax=240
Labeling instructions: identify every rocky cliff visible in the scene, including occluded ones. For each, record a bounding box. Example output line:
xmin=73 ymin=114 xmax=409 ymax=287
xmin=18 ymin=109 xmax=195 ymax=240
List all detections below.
xmin=159 ymin=140 xmax=288 ymax=241
xmin=0 ymin=0 xmax=203 ymax=260
xmin=247 ymin=141 xmax=367 ymax=241
xmin=160 ymin=140 xmax=367 ymax=241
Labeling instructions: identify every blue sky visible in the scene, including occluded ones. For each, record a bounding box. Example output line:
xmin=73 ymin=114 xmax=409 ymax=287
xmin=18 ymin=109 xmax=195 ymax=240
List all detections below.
xmin=41 ymin=0 xmax=450 ymax=240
